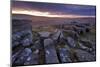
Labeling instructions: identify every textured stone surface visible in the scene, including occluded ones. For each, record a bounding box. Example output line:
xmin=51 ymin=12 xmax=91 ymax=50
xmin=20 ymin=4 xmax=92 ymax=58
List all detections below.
xmin=75 ymin=49 xmax=96 ymax=62
xmin=66 ymin=37 xmax=76 ymax=48
xmin=38 ymin=32 xmax=51 ymax=38
xmin=44 ymin=38 xmax=59 ymax=64
xmin=14 ymin=48 xmax=32 ymax=65
xmin=58 ymin=48 xmax=72 ymax=63
xmin=12 ymin=19 xmax=96 ymax=66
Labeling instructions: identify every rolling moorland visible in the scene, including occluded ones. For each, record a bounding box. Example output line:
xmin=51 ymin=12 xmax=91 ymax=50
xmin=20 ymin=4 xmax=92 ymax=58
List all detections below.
xmin=12 ymin=14 xmax=96 ymax=66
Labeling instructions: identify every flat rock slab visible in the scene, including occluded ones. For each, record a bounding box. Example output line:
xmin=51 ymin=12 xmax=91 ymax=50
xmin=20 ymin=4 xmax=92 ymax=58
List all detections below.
xmin=38 ymin=32 xmax=51 ymax=38
xmin=44 ymin=38 xmax=59 ymax=64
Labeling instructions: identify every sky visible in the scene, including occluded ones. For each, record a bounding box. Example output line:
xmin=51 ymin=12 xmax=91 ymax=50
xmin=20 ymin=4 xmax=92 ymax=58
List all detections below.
xmin=12 ymin=1 xmax=96 ymax=18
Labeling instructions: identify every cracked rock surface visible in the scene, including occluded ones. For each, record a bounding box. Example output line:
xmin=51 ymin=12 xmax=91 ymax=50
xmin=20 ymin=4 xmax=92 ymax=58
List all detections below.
xmin=12 ymin=19 xmax=96 ymax=66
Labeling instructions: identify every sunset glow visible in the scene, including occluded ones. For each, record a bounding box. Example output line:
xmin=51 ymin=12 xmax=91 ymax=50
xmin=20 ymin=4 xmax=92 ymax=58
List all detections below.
xmin=12 ymin=10 xmax=95 ymax=18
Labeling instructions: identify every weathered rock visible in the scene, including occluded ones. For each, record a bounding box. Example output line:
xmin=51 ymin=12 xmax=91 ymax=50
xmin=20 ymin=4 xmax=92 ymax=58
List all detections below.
xmin=24 ymin=49 xmax=39 ymax=65
xmin=12 ymin=33 xmax=21 ymax=48
xmin=14 ymin=48 xmax=32 ymax=65
xmin=75 ymin=49 xmax=96 ymax=62
xmin=44 ymin=38 xmax=59 ymax=64
xmin=12 ymin=32 xmax=21 ymax=40
xmin=12 ymin=19 xmax=33 ymax=48
xmin=44 ymin=38 xmax=54 ymax=47
xmin=78 ymin=42 xmax=93 ymax=52
xmin=80 ymin=40 xmax=92 ymax=47
xmin=32 ymin=40 xmax=41 ymax=49
xmin=63 ymin=30 xmax=79 ymax=39
xmin=51 ymin=30 xmax=64 ymax=43
xmin=12 ymin=41 xmax=20 ymax=48
xmin=58 ymin=48 xmax=72 ymax=63
xmin=38 ymin=31 xmax=51 ymax=38
xmin=12 ymin=49 xmax=23 ymax=64
xmin=66 ymin=37 xmax=76 ymax=48
xmin=12 ymin=19 xmax=96 ymax=65
xmin=21 ymin=38 xmax=32 ymax=46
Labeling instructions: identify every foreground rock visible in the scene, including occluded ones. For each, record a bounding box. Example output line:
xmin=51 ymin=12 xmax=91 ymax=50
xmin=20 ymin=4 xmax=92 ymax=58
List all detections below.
xmin=38 ymin=31 xmax=51 ymax=38
xmin=14 ymin=48 xmax=32 ymax=65
xmin=12 ymin=19 xmax=33 ymax=47
xmin=24 ymin=49 xmax=39 ymax=65
xmin=66 ymin=37 xmax=76 ymax=48
xmin=12 ymin=48 xmax=24 ymax=64
xmin=44 ymin=38 xmax=59 ymax=64
xmin=78 ymin=42 xmax=93 ymax=52
xmin=58 ymin=48 xmax=72 ymax=63
xmin=51 ymin=30 xmax=64 ymax=42
xmin=75 ymin=49 xmax=96 ymax=62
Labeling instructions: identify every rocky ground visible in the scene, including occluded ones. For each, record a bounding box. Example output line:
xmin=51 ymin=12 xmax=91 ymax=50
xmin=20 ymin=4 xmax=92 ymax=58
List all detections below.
xmin=12 ymin=19 xmax=96 ymax=66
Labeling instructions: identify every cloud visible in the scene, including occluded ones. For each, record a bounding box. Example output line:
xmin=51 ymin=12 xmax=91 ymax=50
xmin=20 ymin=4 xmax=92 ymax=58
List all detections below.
xmin=12 ymin=1 xmax=96 ymax=17
xmin=12 ymin=9 xmax=95 ymax=18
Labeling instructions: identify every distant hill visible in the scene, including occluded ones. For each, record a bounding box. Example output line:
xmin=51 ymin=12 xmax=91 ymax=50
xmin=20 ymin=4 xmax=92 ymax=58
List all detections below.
xmin=12 ymin=14 xmax=96 ymax=26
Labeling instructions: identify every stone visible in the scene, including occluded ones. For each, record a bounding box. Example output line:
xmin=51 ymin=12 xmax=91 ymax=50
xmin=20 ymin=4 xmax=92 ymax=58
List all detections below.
xmin=12 ymin=19 xmax=33 ymax=48
xmin=63 ymin=30 xmax=79 ymax=39
xmin=32 ymin=40 xmax=41 ymax=49
xmin=80 ymin=40 xmax=92 ymax=47
xmin=51 ymin=30 xmax=64 ymax=43
xmin=75 ymin=49 xmax=96 ymax=62
xmin=38 ymin=31 xmax=51 ymax=38
xmin=12 ymin=49 xmax=23 ymax=64
xmin=12 ymin=33 xmax=22 ymax=48
xmin=21 ymin=38 xmax=32 ymax=46
xmin=66 ymin=37 xmax=76 ymax=48
xmin=44 ymin=38 xmax=54 ymax=47
xmin=12 ymin=33 xmax=21 ymax=40
xmin=78 ymin=42 xmax=93 ymax=52
xmin=44 ymin=38 xmax=59 ymax=64
xmin=14 ymin=48 xmax=32 ymax=65
xmin=24 ymin=49 xmax=39 ymax=65
xmin=12 ymin=41 xmax=20 ymax=48
xmin=58 ymin=48 xmax=72 ymax=63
